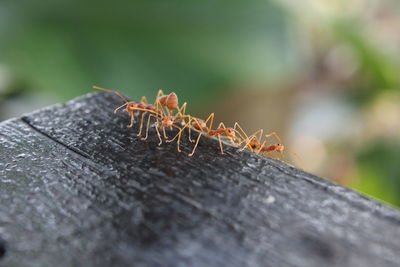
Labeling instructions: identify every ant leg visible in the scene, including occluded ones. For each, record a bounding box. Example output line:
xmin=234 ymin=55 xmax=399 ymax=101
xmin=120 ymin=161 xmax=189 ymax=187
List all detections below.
xmin=264 ymin=132 xmax=282 ymax=144
xmin=172 ymin=115 xmax=191 ymax=136
xmin=175 ymin=103 xmax=190 ymax=128
xmin=142 ymin=114 xmax=160 ymax=141
xmin=154 ymin=89 xmax=167 ymax=116
xmin=176 ymin=129 xmax=183 ymax=153
xmin=168 ymin=124 xmax=183 ymax=152
xmin=188 ymin=124 xmax=194 ymax=143
xmin=156 ymin=105 xmax=167 ymax=118
xmin=166 ymin=123 xmax=187 ymax=143
xmin=140 ymin=95 xmax=149 ymax=105
xmin=239 ymin=136 xmax=255 ymax=152
xmin=255 ymin=129 xmax=264 ymax=143
xmin=156 ymin=89 xmax=165 ymax=99
xmin=187 ymin=116 xmax=196 ymax=142
xmin=188 ymin=132 xmax=203 ymax=157
xmin=155 ymin=126 xmax=163 ymax=146
xmin=204 ymin=113 xmax=215 ymax=130
xmin=176 ymin=131 xmax=182 ymax=152
xmin=142 ymin=114 xmax=153 ymax=140
xmin=162 ymin=127 xmax=169 ymax=140
xmin=188 ymin=116 xmax=204 ymax=143
xmin=233 ymin=122 xmax=249 ymax=144
xmin=137 ymin=112 xmax=147 ymax=136
xmin=218 ymin=134 xmax=225 ymax=155
xmin=257 ymin=140 xmax=267 ymax=155
xmin=176 ymin=102 xmax=187 ymax=117
xmin=127 ymin=111 xmax=135 ymax=128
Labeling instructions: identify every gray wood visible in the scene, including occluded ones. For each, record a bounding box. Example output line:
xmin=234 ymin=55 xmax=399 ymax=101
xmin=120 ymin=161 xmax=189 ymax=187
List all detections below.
xmin=0 ymin=92 xmax=399 ymax=267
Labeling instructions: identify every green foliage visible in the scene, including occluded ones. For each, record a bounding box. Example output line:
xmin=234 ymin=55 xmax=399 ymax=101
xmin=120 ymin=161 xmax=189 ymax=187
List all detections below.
xmin=332 ymin=19 xmax=400 ymax=103
xmin=0 ymin=0 xmax=301 ymax=106
xmin=352 ymin=140 xmax=400 ymax=207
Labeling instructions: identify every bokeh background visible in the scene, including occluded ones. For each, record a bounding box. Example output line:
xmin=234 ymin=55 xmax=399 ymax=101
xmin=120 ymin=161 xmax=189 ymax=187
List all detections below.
xmin=1 ymin=0 xmax=399 ymax=207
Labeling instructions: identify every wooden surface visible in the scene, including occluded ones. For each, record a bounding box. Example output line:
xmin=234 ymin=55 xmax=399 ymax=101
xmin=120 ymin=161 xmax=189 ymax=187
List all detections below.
xmin=1 ymin=92 xmax=400 ymax=267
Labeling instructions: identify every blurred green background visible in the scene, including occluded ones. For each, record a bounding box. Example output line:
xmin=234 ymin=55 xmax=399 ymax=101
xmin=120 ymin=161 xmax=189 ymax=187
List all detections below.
xmin=1 ymin=0 xmax=399 ymax=207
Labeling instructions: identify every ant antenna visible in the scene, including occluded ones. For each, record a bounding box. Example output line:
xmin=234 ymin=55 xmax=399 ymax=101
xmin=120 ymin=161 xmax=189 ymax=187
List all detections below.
xmin=93 ymin=85 xmax=129 ymax=103
xmin=284 ymin=147 xmax=305 ymax=170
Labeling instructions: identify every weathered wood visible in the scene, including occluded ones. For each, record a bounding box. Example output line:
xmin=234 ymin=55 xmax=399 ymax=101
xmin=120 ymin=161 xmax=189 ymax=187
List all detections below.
xmin=0 ymin=92 xmax=399 ymax=267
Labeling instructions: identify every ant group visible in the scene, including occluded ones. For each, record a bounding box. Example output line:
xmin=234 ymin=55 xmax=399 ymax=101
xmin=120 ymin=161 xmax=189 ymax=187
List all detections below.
xmin=93 ymin=85 xmax=297 ymax=163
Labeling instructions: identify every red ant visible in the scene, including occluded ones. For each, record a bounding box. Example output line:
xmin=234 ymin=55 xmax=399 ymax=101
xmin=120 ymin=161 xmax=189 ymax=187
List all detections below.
xmin=94 ymin=85 xmax=301 ymax=165
xmin=93 ymin=85 xmax=157 ymax=128
xmin=239 ymin=129 xmax=302 ymax=166
xmin=156 ymin=90 xmax=179 ymax=113
xmin=141 ymin=102 xmax=190 ymax=152
xmin=170 ymin=113 xmax=245 ymax=156
xmin=239 ymin=129 xmax=284 ymax=155
xmin=136 ymin=89 xmax=189 ymax=137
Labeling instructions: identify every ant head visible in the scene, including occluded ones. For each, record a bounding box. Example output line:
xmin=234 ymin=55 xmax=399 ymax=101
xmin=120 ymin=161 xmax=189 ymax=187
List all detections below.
xmin=127 ymin=101 xmax=137 ymax=110
xmin=276 ymin=143 xmax=285 ymax=154
xmin=226 ymin=128 xmax=236 ymax=137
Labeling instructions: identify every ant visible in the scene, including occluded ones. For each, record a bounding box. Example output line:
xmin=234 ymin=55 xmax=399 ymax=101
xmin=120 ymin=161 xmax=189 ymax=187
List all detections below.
xmin=94 ymin=86 xmax=190 ymax=149
xmin=93 ymin=85 xmax=301 ymax=165
xmin=238 ymin=129 xmax=303 ymax=167
xmin=239 ymin=129 xmax=284 ymax=155
xmin=155 ymin=90 xmax=180 ymax=114
xmin=141 ymin=101 xmax=190 ymax=152
xmin=136 ymin=89 xmax=189 ymax=137
xmin=170 ymin=113 xmax=245 ymax=156
xmin=93 ymin=85 xmax=157 ymax=128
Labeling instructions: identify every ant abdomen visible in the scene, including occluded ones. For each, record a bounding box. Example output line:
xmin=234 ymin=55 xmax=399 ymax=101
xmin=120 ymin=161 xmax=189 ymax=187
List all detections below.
xmin=166 ymin=92 xmax=178 ymax=110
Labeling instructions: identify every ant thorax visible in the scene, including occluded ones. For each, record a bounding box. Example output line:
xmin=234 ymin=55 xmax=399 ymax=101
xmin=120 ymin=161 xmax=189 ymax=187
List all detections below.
xmin=192 ymin=121 xmax=206 ymax=130
xmin=162 ymin=117 xmax=174 ymax=127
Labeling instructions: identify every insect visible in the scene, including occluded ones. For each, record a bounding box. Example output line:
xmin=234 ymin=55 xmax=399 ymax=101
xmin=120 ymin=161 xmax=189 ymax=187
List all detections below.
xmin=135 ymin=90 xmax=189 ymax=136
xmin=93 ymin=85 xmax=301 ymax=166
xmin=239 ymin=130 xmax=284 ymax=155
xmin=141 ymin=104 xmax=191 ymax=152
xmin=93 ymin=85 xmax=157 ymax=128
xmin=156 ymin=90 xmax=180 ymax=114
xmin=172 ymin=113 xmax=245 ymax=156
